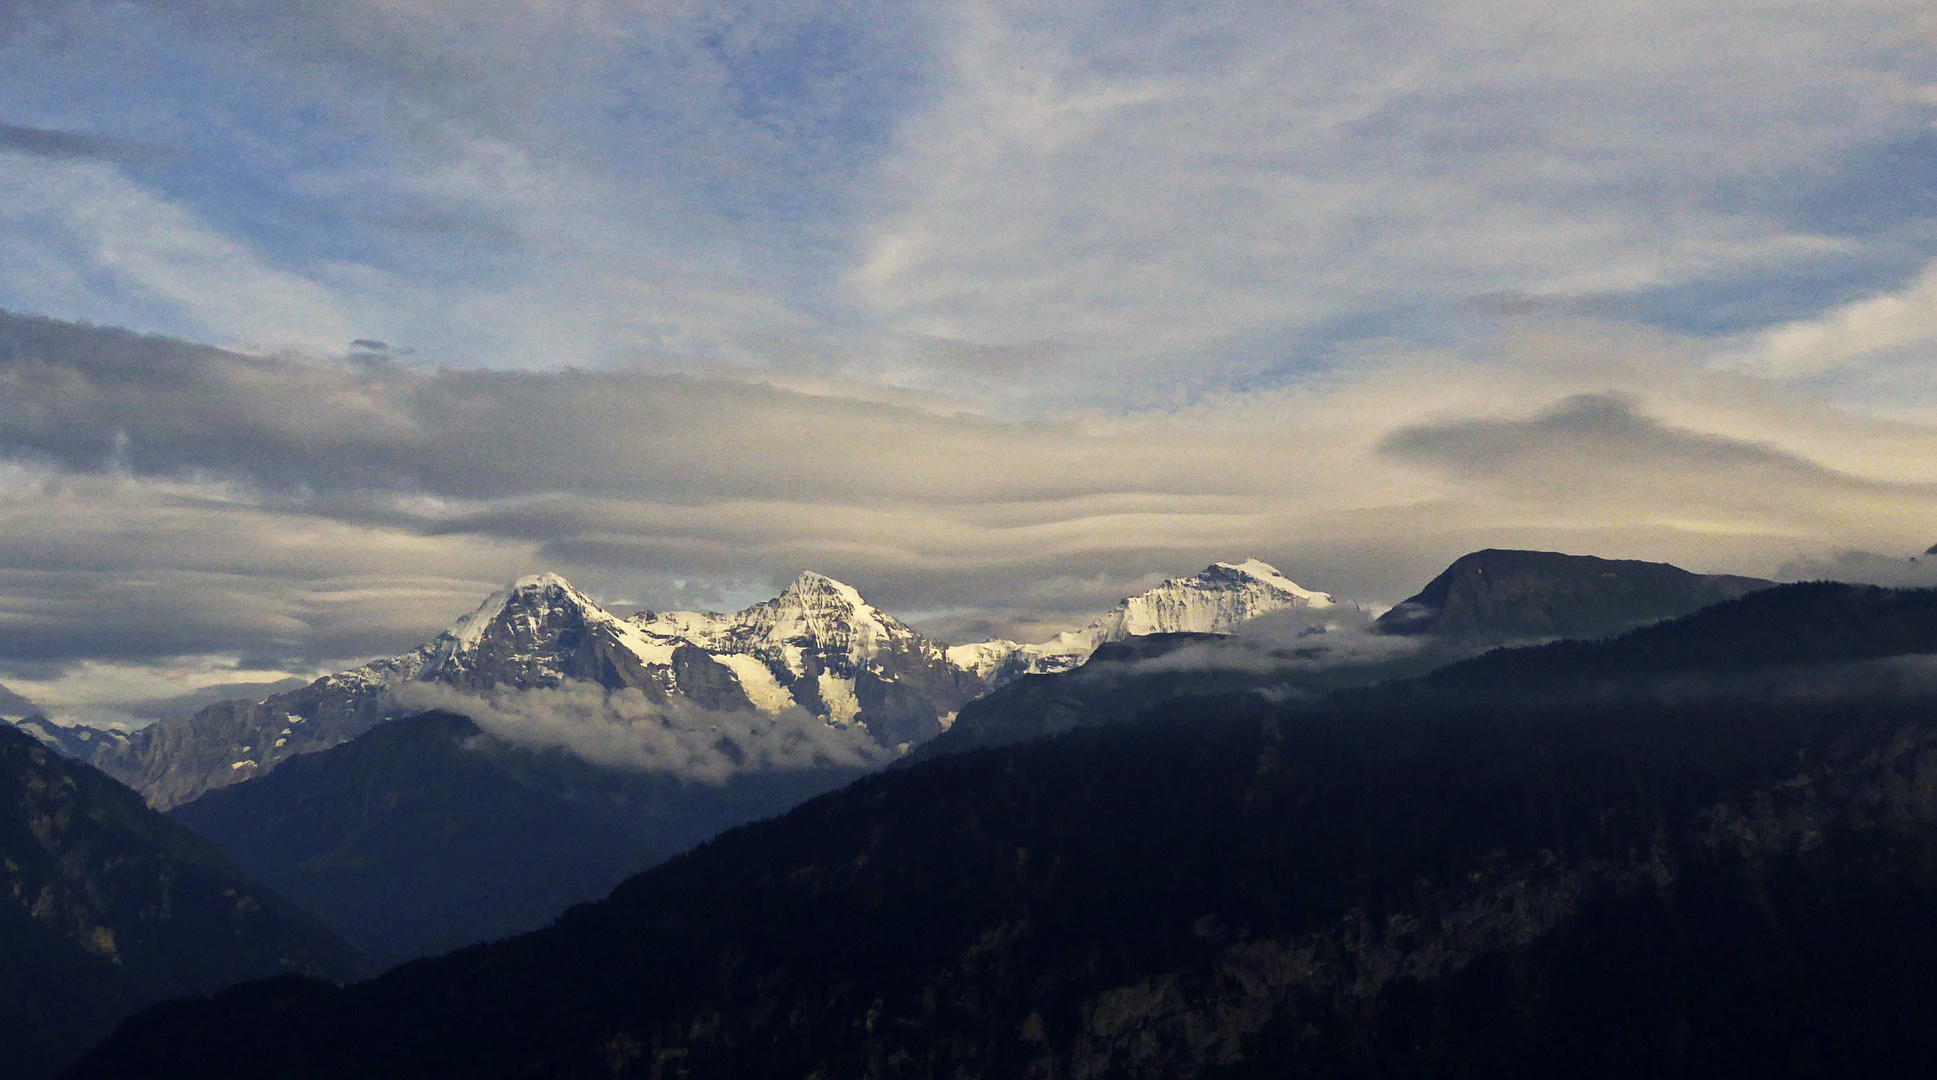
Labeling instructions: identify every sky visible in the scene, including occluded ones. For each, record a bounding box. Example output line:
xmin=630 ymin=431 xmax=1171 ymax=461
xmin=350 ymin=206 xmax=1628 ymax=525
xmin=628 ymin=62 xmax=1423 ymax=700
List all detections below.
xmin=2 ymin=0 xmax=1937 ymax=724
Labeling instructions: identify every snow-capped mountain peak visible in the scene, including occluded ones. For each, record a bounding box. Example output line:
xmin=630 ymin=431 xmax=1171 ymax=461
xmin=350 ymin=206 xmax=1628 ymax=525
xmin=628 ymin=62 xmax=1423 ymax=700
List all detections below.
xmin=947 ymin=558 xmax=1334 ymax=684
xmin=725 ymin=571 xmax=930 ymax=672
xmin=446 ymin=573 xmax=599 ymax=652
xmin=1210 ymin=559 xmax=1334 ymax=607
xmin=1091 ymin=559 xmax=1332 ymax=642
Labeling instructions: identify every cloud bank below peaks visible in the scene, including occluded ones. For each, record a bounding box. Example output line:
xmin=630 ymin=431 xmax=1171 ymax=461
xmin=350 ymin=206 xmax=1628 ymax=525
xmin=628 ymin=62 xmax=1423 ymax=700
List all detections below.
xmin=394 ymin=682 xmax=894 ymax=783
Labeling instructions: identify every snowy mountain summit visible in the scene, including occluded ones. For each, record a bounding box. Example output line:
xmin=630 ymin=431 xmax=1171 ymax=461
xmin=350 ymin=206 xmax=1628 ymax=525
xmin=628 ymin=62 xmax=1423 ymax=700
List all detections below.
xmin=626 ymin=571 xmax=977 ymax=745
xmin=426 ymin=573 xmax=652 ymax=691
xmin=72 ymin=560 xmax=1332 ymax=809
xmin=947 ymin=559 xmax=1333 ymax=683
xmin=419 ymin=571 xmax=978 ymax=747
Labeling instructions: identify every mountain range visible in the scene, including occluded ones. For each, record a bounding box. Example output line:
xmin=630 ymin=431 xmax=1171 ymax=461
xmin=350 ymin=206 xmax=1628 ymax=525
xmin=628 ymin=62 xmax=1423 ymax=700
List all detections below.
xmin=68 ymin=580 xmax=1937 ymax=1078
xmin=165 ymin=709 xmax=880 ymax=967
xmin=923 ymin=549 xmax=1775 ymax=758
xmin=0 ymin=546 xmax=1832 ymax=1075
xmin=25 ymin=558 xmax=1335 ymax=810
xmin=945 ymin=559 xmax=1337 ymax=681
xmin=0 ymin=552 xmax=1779 ymax=966
xmin=125 ymin=560 xmax=1342 ymax=964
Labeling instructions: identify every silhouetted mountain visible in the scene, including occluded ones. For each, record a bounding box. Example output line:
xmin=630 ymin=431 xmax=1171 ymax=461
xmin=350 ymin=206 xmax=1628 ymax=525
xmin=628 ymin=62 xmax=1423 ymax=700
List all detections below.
xmin=1421 ymin=579 xmax=1937 ymax=694
xmin=1376 ymin=548 xmax=1769 ymax=645
xmin=167 ymin=711 xmax=875 ymax=966
xmin=70 ymin=583 xmax=1937 ymax=1079
xmin=0 ymin=724 xmax=361 ymax=1080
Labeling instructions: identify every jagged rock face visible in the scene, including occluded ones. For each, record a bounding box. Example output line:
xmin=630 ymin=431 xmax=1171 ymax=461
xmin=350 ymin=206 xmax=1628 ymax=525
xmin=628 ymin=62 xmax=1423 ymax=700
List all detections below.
xmin=423 ymin=574 xmax=689 ymax=700
xmin=1091 ymin=559 xmax=1333 ymax=639
xmin=948 ymin=559 xmax=1334 ymax=684
xmin=73 ymin=561 xmax=1327 ymax=808
xmin=85 ymin=572 xmax=983 ymax=807
xmin=634 ymin=572 xmax=984 ymax=749
xmin=0 ymin=679 xmax=42 ymax=719
xmin=85 ymin=648 xmax=428 ymax=811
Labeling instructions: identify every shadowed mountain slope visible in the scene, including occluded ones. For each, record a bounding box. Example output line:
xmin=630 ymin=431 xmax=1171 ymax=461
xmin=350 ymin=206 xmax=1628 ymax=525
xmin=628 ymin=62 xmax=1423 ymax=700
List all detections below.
xmin=913 ymin=632 xmax=1286 ymax=759
xmin=168 ymin=711 xmax=875 ymax=967
xmin=0 ymin=725 xmax=362 ymax=1080
xmin=1375 ymin=548 xmax=1770 ymax=645
xmin=67 ymin=583 xmax=1937 ymax=1079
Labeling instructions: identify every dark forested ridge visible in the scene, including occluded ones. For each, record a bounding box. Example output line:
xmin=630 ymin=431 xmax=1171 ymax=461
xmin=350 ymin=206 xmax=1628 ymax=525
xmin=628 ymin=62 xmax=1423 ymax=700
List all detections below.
xmin=168 ymin=711 xmax=875 ymax=966
xmin=0 ymin=725 xmax=363 ymax=1080
xmin=1421 ymin=579 xmax=1937 ymax=690
xmin=69 ymin=583 xmax=1937 ymax=1078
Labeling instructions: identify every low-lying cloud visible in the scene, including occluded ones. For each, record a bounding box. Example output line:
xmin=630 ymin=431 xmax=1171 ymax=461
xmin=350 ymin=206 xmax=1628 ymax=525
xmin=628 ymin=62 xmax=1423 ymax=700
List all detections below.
xmin=394 ymin=682 xmax=895 ymax=783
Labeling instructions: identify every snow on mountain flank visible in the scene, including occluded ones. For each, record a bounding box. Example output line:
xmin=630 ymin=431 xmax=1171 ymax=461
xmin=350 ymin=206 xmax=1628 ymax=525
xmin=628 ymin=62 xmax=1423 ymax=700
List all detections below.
xmin=714 ymin=653 xmax=798 ymax=715
xmin=948 ymin=559 xmax=1333 ymax=683
xmin=83 ymin=561 xmax=1335 ymax=808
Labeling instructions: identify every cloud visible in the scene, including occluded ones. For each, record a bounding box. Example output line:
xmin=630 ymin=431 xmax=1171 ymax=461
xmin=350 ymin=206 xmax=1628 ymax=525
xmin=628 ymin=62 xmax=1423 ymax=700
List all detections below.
xmin=0 ymin=122 xmax=154 ymax=163
xmin=0 ymin=655 xmax=322 ymax=729
xmin=1377 ymin=391 xmax=1937 ymax=543
xmin=1716 ymin=256 xmax=1937 ymax=420
xmin=844 ymin=0 xmax=1937 ymax=406
xmin=1113 ymin=602 xmax=1432 ymax=682
xmin=6 ymin=311 xmax=1937 ymax=700
xmin=1380 ymin=392 xmax=1867 ymax=491
xmin=0 ymin=156 xmax=352 ymax=349
xmin=0 ymin=457 xmax=532 ymax=671
xmin=394 ymin=681 xmax=893 ymax=782
xmin=0 ymin=0 xmax=1930 ymax=407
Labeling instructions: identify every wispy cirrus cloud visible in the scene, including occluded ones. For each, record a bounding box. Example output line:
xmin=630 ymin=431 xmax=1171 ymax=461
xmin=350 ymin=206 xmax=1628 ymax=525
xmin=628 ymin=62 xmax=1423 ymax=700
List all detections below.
xmin=0 ymin=0 xmax=1931 ymax=400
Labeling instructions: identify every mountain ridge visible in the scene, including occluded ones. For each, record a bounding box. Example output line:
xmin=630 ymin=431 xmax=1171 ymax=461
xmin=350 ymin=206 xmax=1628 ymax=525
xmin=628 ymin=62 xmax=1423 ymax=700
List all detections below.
xmin=56 ymin=558 xmax=1331 ymax=807
xmin=945 ymin=558 xmax=1332 ymax=682
xmin=67 ymin=582 xmax=1937 ymax=1079
xmin=0 ymin=723 xmax=362 ymax=1080
xmin=1376 ymin=548 xmax=1770 ymax=646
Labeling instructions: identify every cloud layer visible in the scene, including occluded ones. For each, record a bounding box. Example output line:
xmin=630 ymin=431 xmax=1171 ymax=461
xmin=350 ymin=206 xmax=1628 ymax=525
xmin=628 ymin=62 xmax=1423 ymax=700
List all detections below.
xmin=6 ymin=310 xmax=1937 ymax=720
xmin=2 ymin=4 xmax=1937 ymax=718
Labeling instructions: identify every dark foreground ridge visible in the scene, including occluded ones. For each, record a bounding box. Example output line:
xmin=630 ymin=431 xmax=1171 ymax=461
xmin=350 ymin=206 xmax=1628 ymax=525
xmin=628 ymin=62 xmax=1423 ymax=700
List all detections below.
xmin=0 ymin=725 xmax=362 ymax=1080
xmin=70 ymin=583 xmax=1937 ymax=1078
